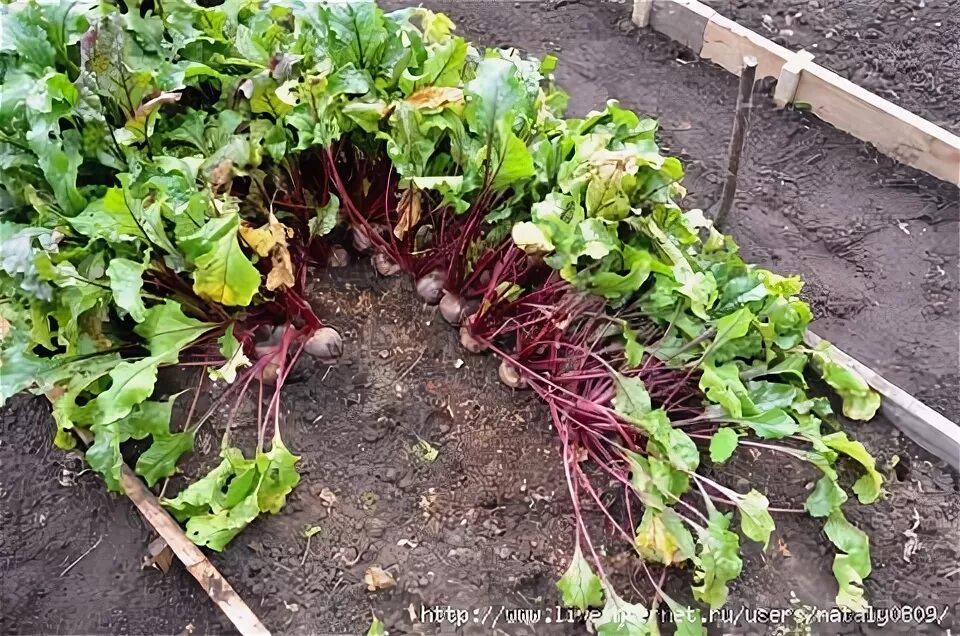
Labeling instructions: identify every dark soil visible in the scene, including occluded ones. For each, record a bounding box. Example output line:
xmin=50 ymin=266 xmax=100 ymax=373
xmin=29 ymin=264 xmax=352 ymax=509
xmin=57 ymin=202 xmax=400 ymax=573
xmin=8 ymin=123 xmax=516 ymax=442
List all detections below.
xmin=701 ymin=0 xmax=960 ymax=134
xmin=3 ymin=268 xmax=959 ymax=635
xmin=2 ymin=1 xmax=958 ymax=635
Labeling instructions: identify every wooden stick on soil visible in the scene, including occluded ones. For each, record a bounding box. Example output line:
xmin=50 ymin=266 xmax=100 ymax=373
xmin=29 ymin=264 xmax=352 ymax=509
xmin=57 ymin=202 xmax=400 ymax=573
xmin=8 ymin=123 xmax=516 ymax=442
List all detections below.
xmin=73 ymin=428 xmax=271 ymax=636
xmin=713 ymin=55 xmax=758 ymax=230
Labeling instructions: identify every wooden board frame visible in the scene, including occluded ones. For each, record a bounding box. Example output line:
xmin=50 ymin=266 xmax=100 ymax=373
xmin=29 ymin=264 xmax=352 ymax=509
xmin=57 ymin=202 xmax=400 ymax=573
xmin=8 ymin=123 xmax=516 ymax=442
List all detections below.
xmin=638 ymin=0 xmax=960 ymax=186
xmin=634 ymin=0 xmax=960 ymax=469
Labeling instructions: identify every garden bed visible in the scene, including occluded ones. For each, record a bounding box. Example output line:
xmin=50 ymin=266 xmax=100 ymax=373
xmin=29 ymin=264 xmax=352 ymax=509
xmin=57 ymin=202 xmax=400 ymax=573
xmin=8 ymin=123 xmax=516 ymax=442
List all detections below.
xmin=1 ymin=0 xmax=958 ymax=634
xmin=3 ymin=266 xmax=959 ymax=635
xmin=700 ymin=0 xmax=960 ymax=134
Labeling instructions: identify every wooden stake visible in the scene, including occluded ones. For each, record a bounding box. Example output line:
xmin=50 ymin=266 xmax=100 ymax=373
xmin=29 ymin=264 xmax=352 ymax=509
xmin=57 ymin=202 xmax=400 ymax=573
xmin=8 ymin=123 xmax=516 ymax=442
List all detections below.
xmin=713 ymin=55 xmax=758 ymax=230
xmin=631 ymin=0 xmax=653 ymax=28
xmin=73 ymin=428 xmax=271 ymax=636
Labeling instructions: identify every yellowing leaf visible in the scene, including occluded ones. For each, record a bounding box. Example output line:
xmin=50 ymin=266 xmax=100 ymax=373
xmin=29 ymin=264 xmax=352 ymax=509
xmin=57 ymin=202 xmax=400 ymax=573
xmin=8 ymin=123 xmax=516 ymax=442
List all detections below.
xmin=238 ymin=213 xmax=295 ymax=292
xmin=393 ymin=187 xmax=421 ymax=239
xmin=405 ymin=86 xmax=464 ymax=110
xmin=511 ymin=221 xmax=553 ymax=254
xmin=181 ymin=213 xmax=261 ymax=307
xmin=210 ymin=326 xmax=251 ymax=384
xmin=635 ymin=507 xmax=695 ymax=565
xmin=239 ymin=213 xmax=292 ymax=258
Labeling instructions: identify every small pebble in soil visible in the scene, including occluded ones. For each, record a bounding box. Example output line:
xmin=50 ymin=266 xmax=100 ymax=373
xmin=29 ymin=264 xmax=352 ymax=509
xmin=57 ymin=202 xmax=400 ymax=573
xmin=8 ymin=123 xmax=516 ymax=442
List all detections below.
xmin=365 ymin=518 xmax=387 ymax=538
xmin=448 ymin=548 xmax=474 ymax=560
xmin=362 ymin=426 xmax=385 ymax=443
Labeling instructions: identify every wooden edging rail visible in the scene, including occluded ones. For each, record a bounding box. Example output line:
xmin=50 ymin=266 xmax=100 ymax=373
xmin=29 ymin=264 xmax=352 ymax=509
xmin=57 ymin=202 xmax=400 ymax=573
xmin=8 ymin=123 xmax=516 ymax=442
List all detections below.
xmin=633 ymin=0 xmax=960 ymax=185
xmin=632 ymin=0 xmax=960 ymax=469
xmin=72 ymin=428 xmax=272 ymax=636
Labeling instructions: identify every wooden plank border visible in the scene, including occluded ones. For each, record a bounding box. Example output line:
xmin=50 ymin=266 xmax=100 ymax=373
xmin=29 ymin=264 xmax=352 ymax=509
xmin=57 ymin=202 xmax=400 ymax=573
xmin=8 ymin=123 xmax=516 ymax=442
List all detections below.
xmin=70 ymin=428 xmax=272 ymax=636
xmin=638 ymin=0 xmax=960 ymax=186
xmin=634 ymin=0 xmax=960 ymax=467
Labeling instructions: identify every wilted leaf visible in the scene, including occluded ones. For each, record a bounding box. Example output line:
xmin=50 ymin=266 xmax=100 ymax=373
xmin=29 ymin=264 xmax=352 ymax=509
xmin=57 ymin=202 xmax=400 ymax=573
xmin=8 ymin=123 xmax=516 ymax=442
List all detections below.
xmin=811 ymin=347 xmax=880 ymax=421
xmin=393 ymin=187 xmax=421 ymax=239
xmin=591 ymin=583 xmax=654 ymax=635
xmin=824 ymin=510 xmax=871 ymax=611
xmin=821 ymin=432 xmax=883 ymax=504
xmin=266 ymin=243 xmax=295 ymax=291
xmin=692 ymin=507 xmax=742 ymax=609
xmin=804 ymin=475 xmax=848 ymax=518
xmin=256 ymin=437 xmax=301 ymax=514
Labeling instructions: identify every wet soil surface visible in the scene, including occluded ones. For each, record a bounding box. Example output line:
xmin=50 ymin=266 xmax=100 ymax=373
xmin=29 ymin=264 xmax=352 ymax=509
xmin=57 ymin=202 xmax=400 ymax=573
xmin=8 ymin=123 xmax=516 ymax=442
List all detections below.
xmin=3 ymin=268 xmax=959 ymax=635
xmin=702 ymin=0 xmax=960 ymax=133
xmin=2 ymin=1 xmax=959 ymax=635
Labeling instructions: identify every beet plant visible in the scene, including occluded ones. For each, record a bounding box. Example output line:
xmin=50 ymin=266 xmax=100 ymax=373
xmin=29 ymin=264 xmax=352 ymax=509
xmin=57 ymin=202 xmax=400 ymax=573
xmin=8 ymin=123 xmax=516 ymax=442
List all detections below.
xmin=0 ymin=0 xmax=883 ymax=629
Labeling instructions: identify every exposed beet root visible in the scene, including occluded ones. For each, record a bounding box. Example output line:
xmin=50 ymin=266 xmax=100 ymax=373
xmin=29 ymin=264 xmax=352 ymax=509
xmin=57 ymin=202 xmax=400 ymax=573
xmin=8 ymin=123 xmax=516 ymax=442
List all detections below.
xmin=327 ymin=246 xmax=350 ymax=268
xmin=439 ymin=292 xmax=463 ymax=325
xmin=441 ymin=293 xmax=481 ymax=326
xmin=498 ymin=359 xmax=527 ymax=389
xmin=459 ymin=324 xmax=485 ymax=353
xmin=372 ymin=252 xmax=401 ymax=277
xmin=304 ymin=327 xmax=343 ymax=364
xmin=416 ymin=270 xmax=445 ymax=305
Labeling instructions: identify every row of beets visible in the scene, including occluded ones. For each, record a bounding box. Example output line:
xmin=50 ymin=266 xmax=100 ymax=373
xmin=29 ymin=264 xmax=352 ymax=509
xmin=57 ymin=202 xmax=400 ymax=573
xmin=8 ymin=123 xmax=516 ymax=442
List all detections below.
xmin=304 ymin=138 xmax=705 ymax=560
